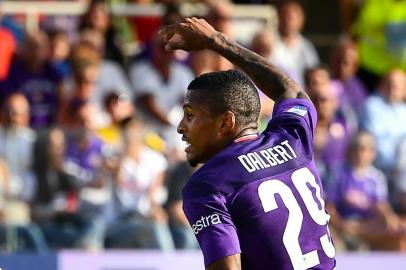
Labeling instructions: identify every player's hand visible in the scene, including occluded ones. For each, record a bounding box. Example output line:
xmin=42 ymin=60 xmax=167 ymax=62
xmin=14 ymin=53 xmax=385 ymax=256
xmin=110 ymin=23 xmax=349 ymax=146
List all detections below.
xmin=159 ymin=17 xmax=219 ymax=52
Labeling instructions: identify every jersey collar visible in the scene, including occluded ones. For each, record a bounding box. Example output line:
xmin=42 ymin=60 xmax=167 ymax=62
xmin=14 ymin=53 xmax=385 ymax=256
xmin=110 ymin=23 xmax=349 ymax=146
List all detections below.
xmin=234 ymin=133 xmax=259 ymax=143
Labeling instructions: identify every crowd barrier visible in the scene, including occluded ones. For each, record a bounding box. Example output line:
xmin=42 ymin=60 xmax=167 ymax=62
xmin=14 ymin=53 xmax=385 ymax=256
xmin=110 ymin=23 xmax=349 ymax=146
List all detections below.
xmin=0 ymin=251 xmax=405 ymax=270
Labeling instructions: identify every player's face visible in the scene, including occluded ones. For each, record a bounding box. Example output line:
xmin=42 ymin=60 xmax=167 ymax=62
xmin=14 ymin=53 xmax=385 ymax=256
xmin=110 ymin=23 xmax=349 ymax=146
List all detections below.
xmin=177 ymin=92 xmax=225 ymax=167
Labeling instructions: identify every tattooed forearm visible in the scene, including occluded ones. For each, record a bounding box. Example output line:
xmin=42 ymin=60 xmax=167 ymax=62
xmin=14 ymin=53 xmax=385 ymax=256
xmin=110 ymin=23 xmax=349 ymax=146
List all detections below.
xmin=209 ymin=32 xmax=307 ymax=102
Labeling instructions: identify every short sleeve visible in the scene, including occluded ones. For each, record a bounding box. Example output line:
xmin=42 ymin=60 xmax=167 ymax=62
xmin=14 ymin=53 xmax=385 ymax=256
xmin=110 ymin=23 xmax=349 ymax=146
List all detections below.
xmin=182 ymin=181 xmax=241 ymax=267
xmin=270 ymin=98 xmax=318 ymax=136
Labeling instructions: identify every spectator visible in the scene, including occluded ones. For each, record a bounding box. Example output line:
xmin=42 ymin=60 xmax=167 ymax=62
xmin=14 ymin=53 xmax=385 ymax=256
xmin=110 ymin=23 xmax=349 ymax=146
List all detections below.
xmin=96 ymin=91 xmax=135 ymax=150
xmin=42 ymin=101 xmax=107 ymax=250
xmin=330 ymin=40 xmax=369 ymax=113
xmin=327 ymin=132 xmax=406 ymax=251
xmin=79 ymin=0 xmax=126 ymax=66
xmin=206 ymin=0 xmax=233 ymax=37
xmin=307 ymin=68 xmax=351 ymax=186
xmin=359 ymin=69 xmax=406 ymax=174
xmin=48 ymin=29 xmax=71 ymax=79
xmin=32 ymin=128 xmax=77 ymax=220
xmin=31 ymin=128 xmax=79 ymax=248
xmin=0 ymin=93 xmax=37 ymax=202
xmin=250 ymin=29 xmax=274 ymax=60
xmin=133 ymin=3 xmax=184 ymax=63
xmin=272 ymin=0 xmax=319 ymax=87
xmin=306 ymin=65 xmax=358 ymax=132
xmin=166 ymin=160 xmax=198 ymax=249
xmin=69 ymin=36 xmax=132 ymax=120
xmin=0 ymin=94 xmax=47 ymax=252
xmin=5 ymin=30 xmax=64 ymax=129
xmin=129 ymin=33 xmax=194 ymax=153
xmin=105 ymin=116 xmax=174 ymax=250
xmin=205 ymin=0 xmax=234 ymax=71
xmin=250 ymin=29 xmax=276 ymax=131
xmin=62 ymin=58 xmax=100 ymax=125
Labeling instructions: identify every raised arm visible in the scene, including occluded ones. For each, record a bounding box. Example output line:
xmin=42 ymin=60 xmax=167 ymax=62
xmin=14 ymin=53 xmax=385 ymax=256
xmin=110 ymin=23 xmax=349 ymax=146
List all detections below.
xmin=160 ymin=17 xmax=309 ymax=102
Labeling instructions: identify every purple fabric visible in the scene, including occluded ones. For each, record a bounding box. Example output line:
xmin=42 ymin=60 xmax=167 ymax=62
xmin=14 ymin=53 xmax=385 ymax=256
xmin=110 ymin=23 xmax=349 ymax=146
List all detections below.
xmin=337 ymin=77 xmax=368 ymax=113
xmin=317 ymin=117 xmax=351 ymax=170
xmin=65 ymin=135 xmax=104 ymax=176
xmin=6 ymin=58 xmax=63 ymax=128
xmin=327 ymin=165 xmax=388 ymax=220
xmin=183 ymin=99 xmax=336 ymax=269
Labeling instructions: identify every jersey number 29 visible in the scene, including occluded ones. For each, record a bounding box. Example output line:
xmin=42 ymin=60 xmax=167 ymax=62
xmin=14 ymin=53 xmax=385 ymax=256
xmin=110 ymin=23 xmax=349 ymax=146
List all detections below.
xmin=258 ymin=167 xmax=335 ymax=270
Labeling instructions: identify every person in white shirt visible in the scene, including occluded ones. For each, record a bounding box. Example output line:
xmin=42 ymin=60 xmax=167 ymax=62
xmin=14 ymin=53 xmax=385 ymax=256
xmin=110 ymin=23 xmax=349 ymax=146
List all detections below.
xmin=360 ymin=69 xmax=406 ymax=174
xmin=272 ymin=0 xmax=320 ymax=87
xmin=0 ymin=93 xmax=36 ymax=202
xmin=129 ymin=34 xmax=194 ymax=153
xmin=105 ymin=116 xmax=174 ymax=250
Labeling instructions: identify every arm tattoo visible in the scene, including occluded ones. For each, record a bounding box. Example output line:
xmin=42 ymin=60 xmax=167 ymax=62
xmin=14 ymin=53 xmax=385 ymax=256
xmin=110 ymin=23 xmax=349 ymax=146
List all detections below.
xmin=211 ymin=33 xmax=306 ymax=102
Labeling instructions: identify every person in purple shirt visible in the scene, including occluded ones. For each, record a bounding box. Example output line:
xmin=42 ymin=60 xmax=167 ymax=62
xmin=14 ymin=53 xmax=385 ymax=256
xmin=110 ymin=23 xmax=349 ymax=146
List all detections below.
xmin=330 ymin=40 xmax=368 ymax=112
xmin=5 ymin=30 xmax=63 ymax=129
xmin=306 ymin=72 xmax=352 ymax=187
xmin=326 ymin=132 xmax=406 ymax=251
xmin=160 ymin=18 xmax=336 ymax=270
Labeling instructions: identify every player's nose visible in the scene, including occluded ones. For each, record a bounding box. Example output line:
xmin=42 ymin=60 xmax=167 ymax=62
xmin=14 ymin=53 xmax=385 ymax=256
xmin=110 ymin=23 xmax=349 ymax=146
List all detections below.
xmin=177 ymin=120 xmax=185 ymax=134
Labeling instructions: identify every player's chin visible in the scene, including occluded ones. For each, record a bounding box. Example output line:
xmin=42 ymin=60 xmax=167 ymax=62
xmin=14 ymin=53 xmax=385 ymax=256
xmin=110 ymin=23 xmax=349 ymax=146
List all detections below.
xmin=186 ymin=152 xmax=199 ymax=167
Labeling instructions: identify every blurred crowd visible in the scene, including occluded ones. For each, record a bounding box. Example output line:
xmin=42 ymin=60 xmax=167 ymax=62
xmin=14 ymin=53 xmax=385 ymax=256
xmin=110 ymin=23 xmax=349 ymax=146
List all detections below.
xmin=0 ymin=0 xmax=406 ymax=253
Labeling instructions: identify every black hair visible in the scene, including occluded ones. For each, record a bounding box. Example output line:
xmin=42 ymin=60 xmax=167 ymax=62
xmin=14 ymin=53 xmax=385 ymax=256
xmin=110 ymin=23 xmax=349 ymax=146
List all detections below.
xmin=187 ymin=69 xmax=260 ymax=129
xmin=103 ymin=91 xmax=119 ymax=110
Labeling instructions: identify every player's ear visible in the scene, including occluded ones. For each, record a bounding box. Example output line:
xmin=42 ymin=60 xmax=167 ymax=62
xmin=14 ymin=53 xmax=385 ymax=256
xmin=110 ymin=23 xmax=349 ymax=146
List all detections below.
xmin=218 ymin=111 xmax=236 ymax=136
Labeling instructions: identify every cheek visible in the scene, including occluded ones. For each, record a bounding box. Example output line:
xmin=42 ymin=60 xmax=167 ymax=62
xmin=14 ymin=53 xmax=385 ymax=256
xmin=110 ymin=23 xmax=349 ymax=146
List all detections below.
xmin=191 ymin=121 xmax=217 ymax=144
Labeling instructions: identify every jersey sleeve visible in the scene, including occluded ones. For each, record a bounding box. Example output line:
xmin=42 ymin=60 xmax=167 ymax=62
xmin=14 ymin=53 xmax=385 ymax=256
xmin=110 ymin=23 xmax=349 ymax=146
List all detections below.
xmin=269 ymin=98 xmax=317 ymax=138
xmin=182 ymin=181 xmax=241 ymax=267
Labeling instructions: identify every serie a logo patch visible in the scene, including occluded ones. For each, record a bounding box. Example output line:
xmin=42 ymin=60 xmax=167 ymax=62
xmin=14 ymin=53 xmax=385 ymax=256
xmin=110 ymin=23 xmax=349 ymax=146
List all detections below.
xmin=286 ymin=106 xmax=308 ymax=116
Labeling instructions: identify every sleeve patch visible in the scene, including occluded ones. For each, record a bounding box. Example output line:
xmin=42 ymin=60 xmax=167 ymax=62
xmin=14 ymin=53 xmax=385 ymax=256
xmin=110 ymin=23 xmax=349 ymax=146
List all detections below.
xmin=286 ymin=106 xmax=308 ymax=116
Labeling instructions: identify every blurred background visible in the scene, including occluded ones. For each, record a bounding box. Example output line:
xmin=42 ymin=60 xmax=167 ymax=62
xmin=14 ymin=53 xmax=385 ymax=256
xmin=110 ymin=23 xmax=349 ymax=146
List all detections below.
xmin=0 ymin=0 xmax=405 ymax=269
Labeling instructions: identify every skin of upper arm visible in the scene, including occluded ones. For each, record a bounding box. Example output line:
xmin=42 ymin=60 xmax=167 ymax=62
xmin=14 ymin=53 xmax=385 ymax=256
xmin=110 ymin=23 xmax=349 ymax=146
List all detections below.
xmin=206 ymin=254 xmax=242 ymax=270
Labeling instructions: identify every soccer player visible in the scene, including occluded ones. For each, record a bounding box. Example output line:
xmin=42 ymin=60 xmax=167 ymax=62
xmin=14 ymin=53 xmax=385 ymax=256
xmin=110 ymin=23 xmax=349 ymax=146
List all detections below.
xmin=160 ymin=18 xmax=336 ymax=270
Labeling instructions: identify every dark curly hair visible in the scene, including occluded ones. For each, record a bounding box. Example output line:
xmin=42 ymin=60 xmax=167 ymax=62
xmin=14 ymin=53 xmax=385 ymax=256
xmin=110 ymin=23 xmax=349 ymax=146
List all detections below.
xmin=187 ymin=69 xmax=261 ymax=130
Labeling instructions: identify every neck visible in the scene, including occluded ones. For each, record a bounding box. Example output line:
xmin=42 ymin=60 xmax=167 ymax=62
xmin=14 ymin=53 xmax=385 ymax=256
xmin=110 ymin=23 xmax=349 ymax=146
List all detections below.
xmin=281 ymin=32 xmax=299 ymax=46
xmin=233 ymin=128 xmax=259 ymax=142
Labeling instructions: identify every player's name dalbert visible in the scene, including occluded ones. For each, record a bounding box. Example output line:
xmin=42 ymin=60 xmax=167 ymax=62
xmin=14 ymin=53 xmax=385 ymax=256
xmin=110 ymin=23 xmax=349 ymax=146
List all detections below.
xmin=238 ymin=140 xmax=297 ymax=173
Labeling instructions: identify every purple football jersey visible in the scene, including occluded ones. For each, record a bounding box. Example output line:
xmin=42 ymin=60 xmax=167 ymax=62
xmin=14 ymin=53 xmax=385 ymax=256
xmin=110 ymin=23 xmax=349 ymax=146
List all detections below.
xmin=6 ymin=58 xmax=62 ymax=128
xmin=183 ymin=99 xmax=336 ymax=270
xmin=327 ymin=164 xmax=388 ymax=220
